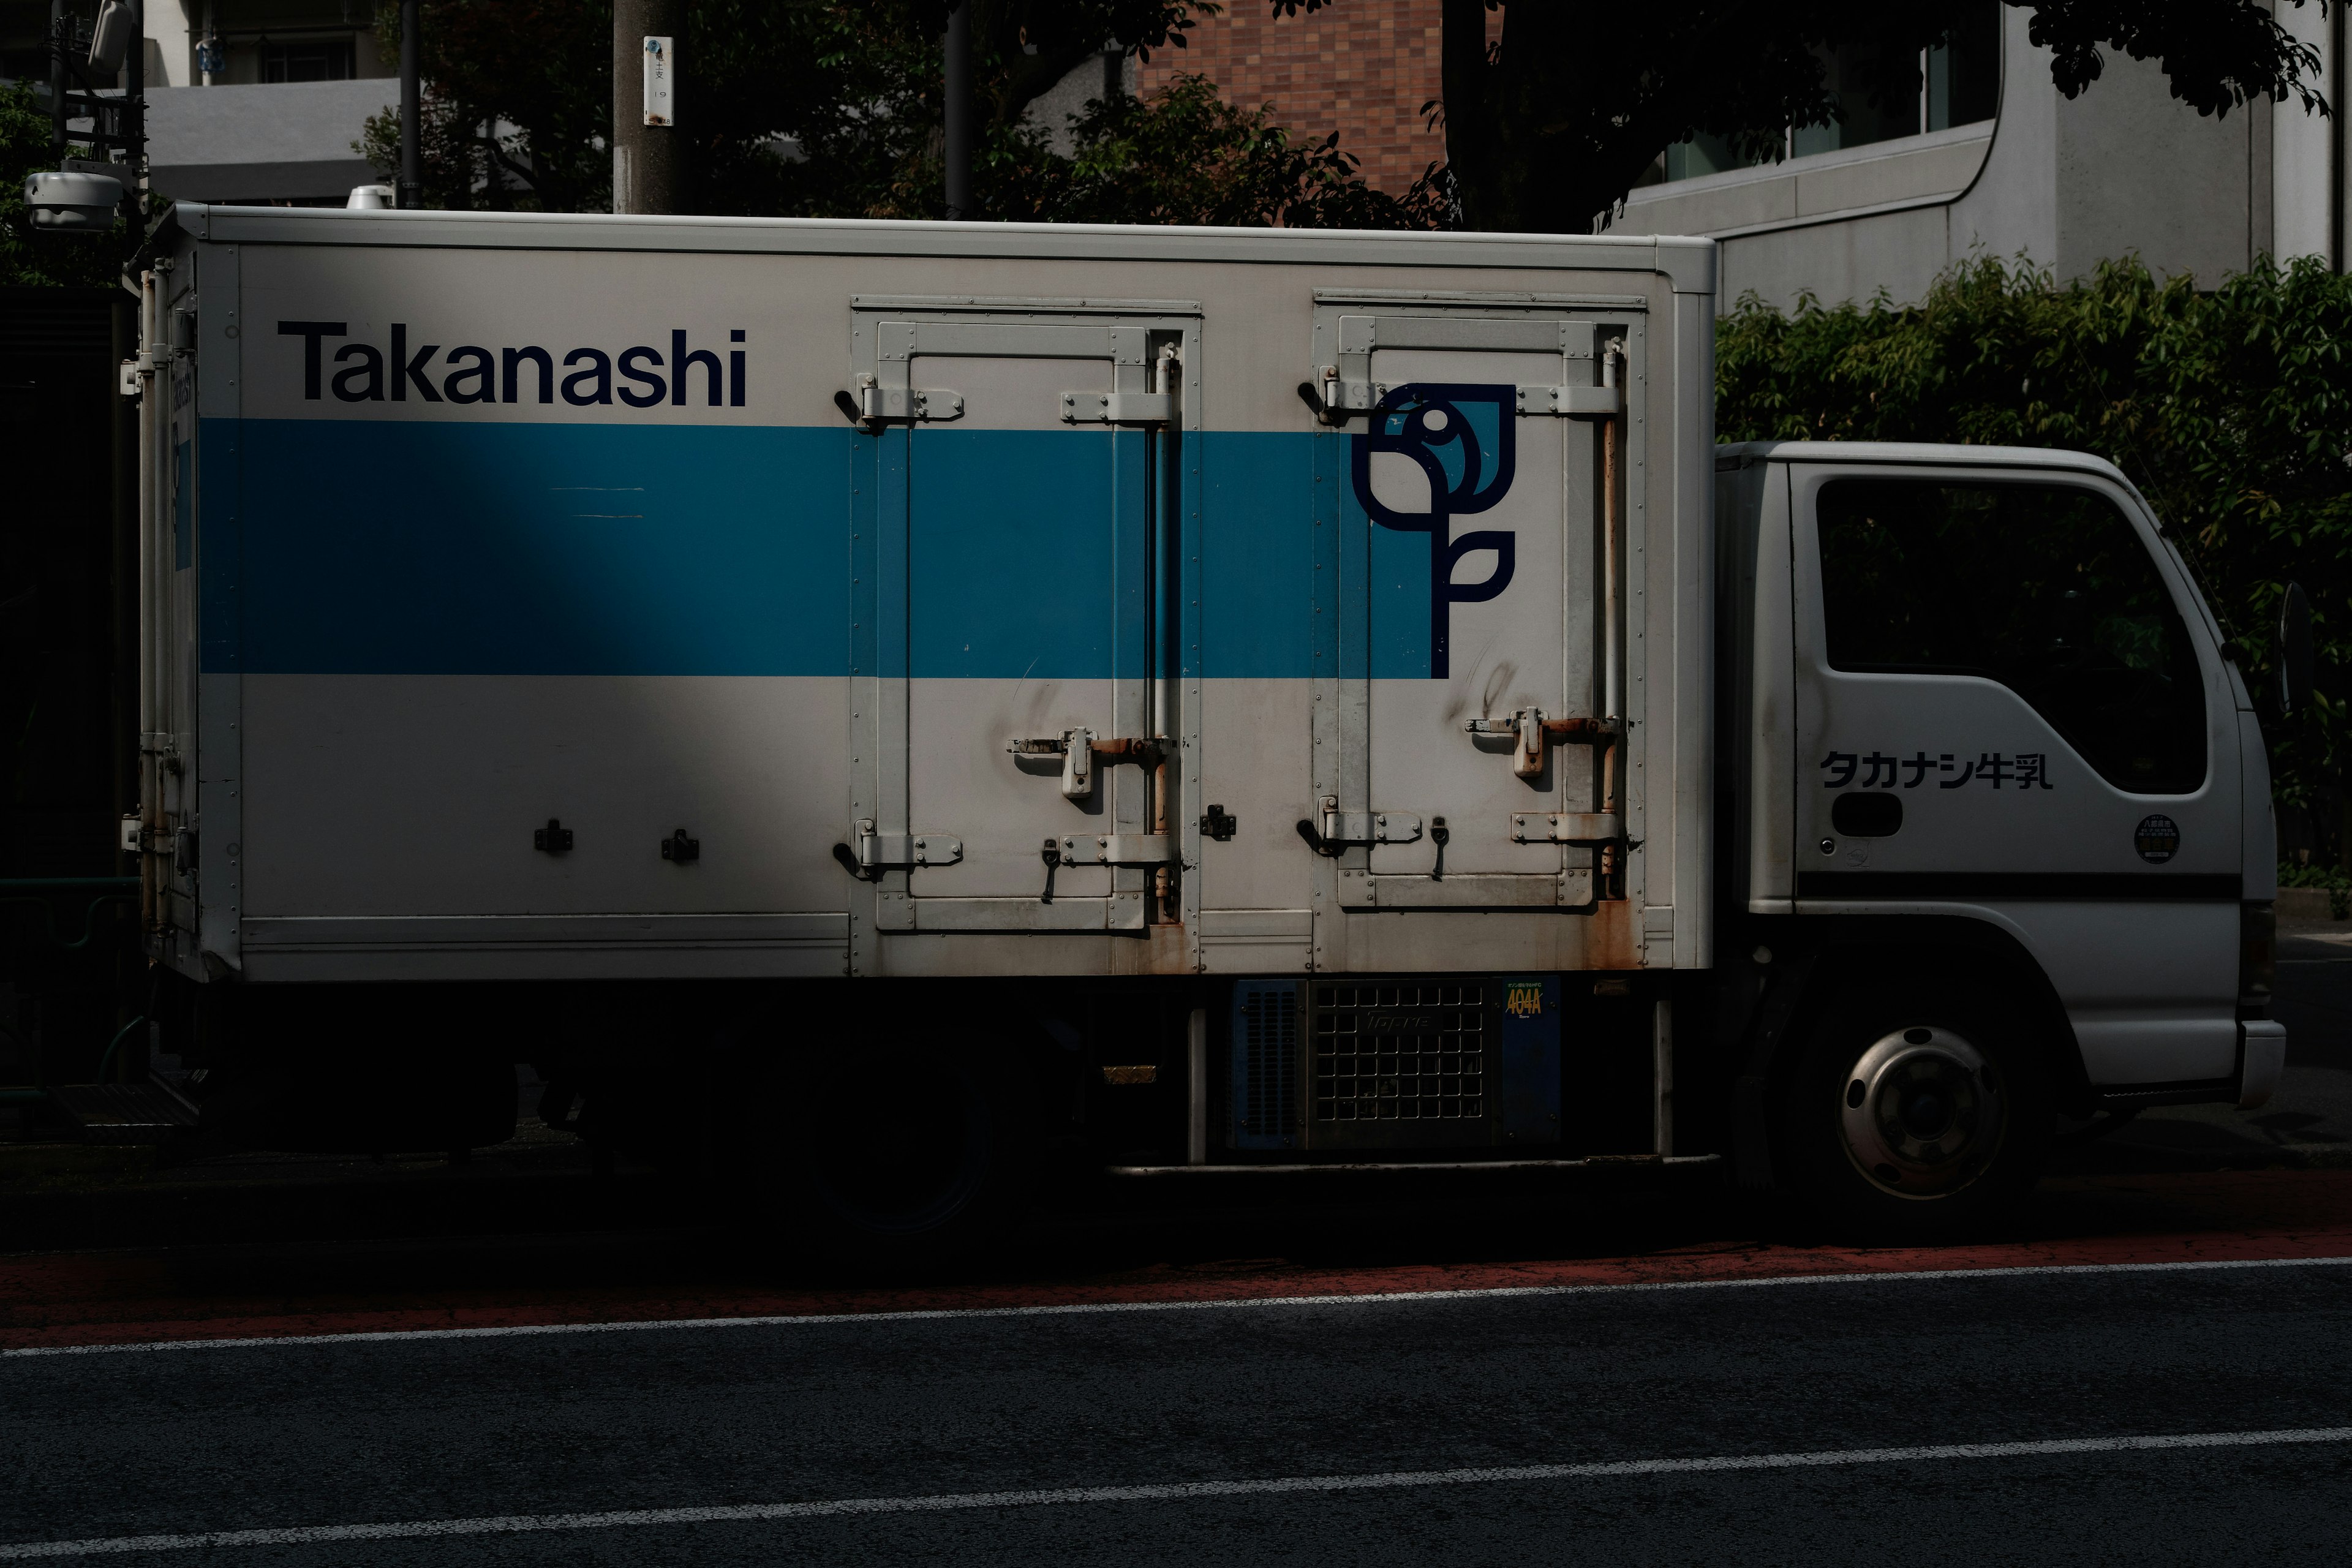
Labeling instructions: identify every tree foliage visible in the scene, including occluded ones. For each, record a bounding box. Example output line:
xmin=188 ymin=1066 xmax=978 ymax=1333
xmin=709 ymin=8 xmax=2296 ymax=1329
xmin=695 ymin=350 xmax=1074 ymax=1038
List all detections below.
xmin=0 ymin=83 xmax=138 ymax=287
xmin=873 ymin=72 xmax=1447 ymax=227
xmin=1272 ymin=0 xmax=2329 ymax=233
xmin=358 ymin=0 xmax=1430 ymax=226
xmin=1717 ymin=254 xmax=2352 ymax=821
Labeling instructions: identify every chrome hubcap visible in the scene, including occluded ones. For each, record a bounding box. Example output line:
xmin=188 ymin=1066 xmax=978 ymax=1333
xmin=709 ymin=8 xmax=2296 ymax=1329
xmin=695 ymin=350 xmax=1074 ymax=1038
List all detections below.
xmin=1838 ymin=1026 xmax=2003 ymax=1198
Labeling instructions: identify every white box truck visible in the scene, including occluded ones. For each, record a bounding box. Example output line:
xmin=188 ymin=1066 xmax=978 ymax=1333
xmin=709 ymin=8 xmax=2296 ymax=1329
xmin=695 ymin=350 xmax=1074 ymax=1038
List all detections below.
xmin=126 ymin=205 xmax=2283 ymax=1253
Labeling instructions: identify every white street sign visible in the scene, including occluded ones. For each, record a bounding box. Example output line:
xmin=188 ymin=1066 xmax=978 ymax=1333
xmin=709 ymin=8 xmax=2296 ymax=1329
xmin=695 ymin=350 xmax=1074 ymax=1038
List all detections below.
xmin=643 ymin=36 xmax=674 ymax=127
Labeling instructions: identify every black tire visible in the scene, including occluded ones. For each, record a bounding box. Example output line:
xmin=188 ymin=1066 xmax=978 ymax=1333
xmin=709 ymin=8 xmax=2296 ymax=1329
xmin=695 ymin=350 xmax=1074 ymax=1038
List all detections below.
xmin=1781 ymin=981 xmax=2051 ymax=1242
xmin=748 ymin=1031 xmax=1038 ymax=1272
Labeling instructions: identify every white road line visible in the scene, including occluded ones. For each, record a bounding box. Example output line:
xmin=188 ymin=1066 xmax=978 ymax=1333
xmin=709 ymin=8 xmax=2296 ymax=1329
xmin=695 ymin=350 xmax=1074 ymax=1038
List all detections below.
xmin=4 ymin=1427 xmax=2348 ymax=1559
xmin=5 ymin=1253 xmax=2348 ymax=1360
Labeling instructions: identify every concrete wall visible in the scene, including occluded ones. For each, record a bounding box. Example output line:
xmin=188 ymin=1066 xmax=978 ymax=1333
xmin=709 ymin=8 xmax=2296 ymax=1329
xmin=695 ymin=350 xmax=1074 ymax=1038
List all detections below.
xmin=2051 ymin=50 xmax=2263 ymax=285
xmin=2274 ymin=0 xmax=2336 ymax=265
xmin=1626 ymin=6 xmax=2339 ymax=309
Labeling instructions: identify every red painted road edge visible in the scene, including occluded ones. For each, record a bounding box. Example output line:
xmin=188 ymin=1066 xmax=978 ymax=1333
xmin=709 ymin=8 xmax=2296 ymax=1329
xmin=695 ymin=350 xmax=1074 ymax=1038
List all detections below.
xmin=7 ymin=1196 xmax=2352 ymax=1352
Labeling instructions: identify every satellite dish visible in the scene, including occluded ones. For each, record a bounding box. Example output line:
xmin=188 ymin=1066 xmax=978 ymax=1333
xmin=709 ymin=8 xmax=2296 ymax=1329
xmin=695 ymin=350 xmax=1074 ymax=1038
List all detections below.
xmin=23 ymin=170 xmax=123 ymax=231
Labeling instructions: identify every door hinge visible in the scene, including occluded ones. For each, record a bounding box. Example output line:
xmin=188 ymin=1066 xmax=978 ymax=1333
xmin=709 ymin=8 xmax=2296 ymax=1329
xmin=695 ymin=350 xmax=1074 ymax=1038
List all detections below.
xmin=852 ymin=374 xmax=962 ymax=424
xmin=1515 ymin=385 xmax=1622 ymax=417
xmin=854 ymin=820 xmax=963 ymax=869
xmin=1308 ymin=366 xmax=1384 ymax=424
xmin=1052 ymin=833 xmax=1175 ymax=866
xmin=1317 ymin=799 xmax=1423 ymax=846
xmin=1510 ymin=813 xmax=1623 ymax=845
xmin=1060 ymin=390 xmax=1175 ymax=425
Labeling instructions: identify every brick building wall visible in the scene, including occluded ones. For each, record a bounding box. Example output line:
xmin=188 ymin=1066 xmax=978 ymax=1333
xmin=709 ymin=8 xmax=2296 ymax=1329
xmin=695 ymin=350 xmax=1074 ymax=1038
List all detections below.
xmin=1138 ymin=1 xmax=1477 ymax=195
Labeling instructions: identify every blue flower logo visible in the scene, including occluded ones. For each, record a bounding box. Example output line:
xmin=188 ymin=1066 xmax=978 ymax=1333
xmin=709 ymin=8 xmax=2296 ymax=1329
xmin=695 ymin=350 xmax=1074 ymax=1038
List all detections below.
xmin=1350 ymin=383 xmax=1518 ymax=679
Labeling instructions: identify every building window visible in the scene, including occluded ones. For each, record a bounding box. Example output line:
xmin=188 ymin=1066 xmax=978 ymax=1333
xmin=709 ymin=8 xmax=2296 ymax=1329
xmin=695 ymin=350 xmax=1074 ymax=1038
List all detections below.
xmin=262 ymin=39 xmax=356 ymax=82
xmin=1651 ymin=5 xmax=2000 ymax=181
xmin=1926 ymin=5 xmax=2001 ymax=132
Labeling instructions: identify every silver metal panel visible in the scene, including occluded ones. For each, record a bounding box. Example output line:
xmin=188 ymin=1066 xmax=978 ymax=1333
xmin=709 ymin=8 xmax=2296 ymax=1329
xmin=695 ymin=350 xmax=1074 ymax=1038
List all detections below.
xmin=1362 ymin=343 xmax=1578 ymax=886
xmin=910 ymin=897 xmax=1110 ymax=932
xmin=1313 ymin=302 xmax=1640 ymax=935
xmin=195 ymin=673 xmax=242 ymax=968
xmin=856 ymin=301 xmax=1193 ymax=955
xmin=187 ymin=205 xmax=1717 ymax=295
xmin=1194 ymin=679 xmax=1314 ymax=914
xmin=1786 ymin=460 xmax=2244 ymax=1083
xmin=173 ymin=245 xmax=224 ymax=965
xmin=1313 ymin=288 xmax=1651 ymax=309
xmin=1354 ymin=315 xmax=1569 ymax=352
xmin=853 ymin=295 xmax=1202 ymax=315
xmin=881 ymin=320 xmax=1148 ymax=364
xmin=1666 ymin=289 xmax=1716 ymax=968
xmin=244 ymin=912 xmax=846 ymax=948
xmin=1200 ymin=908 xmax=1313 ymax=938
xmin=241 ymin=676 xmax=848 ymax=919
xmin=1618 ymin=315 xmax=1654 ymax=954
xmin=169 ymin=221 xmax=1711 ymax=982
xmin=1747 ymin=466 xmax=1797 ymax=911
xmin=241 ymin=912 xmax=847 ymax=983
xmin=1339 ymin=870 xmax=1570 ymax=909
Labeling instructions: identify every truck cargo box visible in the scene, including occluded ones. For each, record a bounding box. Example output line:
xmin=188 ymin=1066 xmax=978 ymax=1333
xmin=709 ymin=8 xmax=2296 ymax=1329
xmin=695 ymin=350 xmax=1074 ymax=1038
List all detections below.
xmin=142 ymin=206 xmax=1715 ymax=986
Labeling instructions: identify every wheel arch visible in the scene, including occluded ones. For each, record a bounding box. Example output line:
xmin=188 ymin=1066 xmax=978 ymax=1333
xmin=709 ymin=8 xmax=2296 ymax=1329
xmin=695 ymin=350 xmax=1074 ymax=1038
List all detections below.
xmin=1738 ymin=914 xmax=2093 ymax=1186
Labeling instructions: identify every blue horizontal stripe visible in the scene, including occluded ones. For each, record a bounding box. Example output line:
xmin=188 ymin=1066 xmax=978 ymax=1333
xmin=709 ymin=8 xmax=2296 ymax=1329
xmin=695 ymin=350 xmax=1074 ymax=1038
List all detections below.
xmin=201 ymin=418 xmax=1429 ymax=679
xmin=213 ymin=418 xmax=852 ymax=676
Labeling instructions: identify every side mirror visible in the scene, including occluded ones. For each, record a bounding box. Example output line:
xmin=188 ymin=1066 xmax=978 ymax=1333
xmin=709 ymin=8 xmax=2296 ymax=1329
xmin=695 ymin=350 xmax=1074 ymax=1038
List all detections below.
xmin=2278 ymin=580 xmax=2315 ymax=721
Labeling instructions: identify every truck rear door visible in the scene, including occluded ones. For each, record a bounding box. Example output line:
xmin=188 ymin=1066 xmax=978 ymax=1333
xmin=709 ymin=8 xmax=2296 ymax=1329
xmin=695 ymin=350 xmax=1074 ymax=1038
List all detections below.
xmin=1316 ymin=304 xmax=1638 ymax=914
xmin=850 ymin=307 xmax=1188 ymax=941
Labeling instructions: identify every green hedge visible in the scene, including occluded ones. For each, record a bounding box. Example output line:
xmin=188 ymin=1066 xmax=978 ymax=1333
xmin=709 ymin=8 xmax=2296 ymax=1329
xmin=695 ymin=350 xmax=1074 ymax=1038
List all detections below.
xmin=1716 ymin=254 xmax=2352 ymax=827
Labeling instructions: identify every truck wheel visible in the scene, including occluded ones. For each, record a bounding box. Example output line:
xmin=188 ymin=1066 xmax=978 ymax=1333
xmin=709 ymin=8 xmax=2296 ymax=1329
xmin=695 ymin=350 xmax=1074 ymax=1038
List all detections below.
xmin=756 ymin=1035 xmax=1036 ymax=1270
xmin=1782 ymin=987 xmax=2050 ymax=1240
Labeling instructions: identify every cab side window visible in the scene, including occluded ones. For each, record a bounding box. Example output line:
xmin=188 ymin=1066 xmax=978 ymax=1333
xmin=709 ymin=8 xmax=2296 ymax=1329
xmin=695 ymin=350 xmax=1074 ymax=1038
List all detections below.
xmin=1815 ymin=479 xmax=2206 ymax=795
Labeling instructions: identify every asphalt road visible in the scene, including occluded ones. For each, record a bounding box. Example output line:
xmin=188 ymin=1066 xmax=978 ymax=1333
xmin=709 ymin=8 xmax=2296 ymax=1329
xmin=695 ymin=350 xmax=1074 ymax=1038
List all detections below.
xmin=6 ymin=932 xmax=2351 ymax=1562
xmin=6 ymin=1258 xmax=2350 ymax=1565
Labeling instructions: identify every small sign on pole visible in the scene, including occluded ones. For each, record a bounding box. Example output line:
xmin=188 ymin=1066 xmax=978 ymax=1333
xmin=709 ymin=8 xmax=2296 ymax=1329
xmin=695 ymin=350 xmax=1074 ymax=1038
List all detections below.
xmin=643 ymin=36 xmax=674 ymax=127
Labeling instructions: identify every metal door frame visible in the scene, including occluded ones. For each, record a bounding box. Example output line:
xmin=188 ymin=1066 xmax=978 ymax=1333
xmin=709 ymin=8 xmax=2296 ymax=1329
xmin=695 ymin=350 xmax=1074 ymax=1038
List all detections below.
xmin=1783 ymin=458 xmax=2246 ymax=1084
xmin=844 ymin=298 xmax=1201 ymax=968
xmin=1302 ymin=292 xmax=1651 ymax=934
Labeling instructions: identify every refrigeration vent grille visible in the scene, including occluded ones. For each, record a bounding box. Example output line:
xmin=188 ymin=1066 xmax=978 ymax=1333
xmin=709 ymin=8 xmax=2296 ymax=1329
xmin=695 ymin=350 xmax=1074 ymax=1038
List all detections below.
xmin=1234 ymin=982 xmax=1299 ymax=1141
xmin=1312 ymin=983 xmax=1485 ymax=1123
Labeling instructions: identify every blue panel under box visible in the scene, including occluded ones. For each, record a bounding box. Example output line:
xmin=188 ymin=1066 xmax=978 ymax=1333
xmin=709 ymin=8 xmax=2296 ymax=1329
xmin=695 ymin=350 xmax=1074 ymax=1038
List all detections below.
xmin=1498 ymin=976 xmax=1562 ymax=1145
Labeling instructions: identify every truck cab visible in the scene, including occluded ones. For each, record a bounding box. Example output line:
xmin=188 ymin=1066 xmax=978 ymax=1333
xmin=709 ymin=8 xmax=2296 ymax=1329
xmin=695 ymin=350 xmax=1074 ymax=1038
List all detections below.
xmin=1716 ymin=442 xmax=2282 ymax=1228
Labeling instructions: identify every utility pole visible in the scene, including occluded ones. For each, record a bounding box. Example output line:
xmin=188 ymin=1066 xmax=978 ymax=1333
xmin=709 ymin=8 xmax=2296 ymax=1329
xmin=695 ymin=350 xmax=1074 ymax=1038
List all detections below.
xmin=397 ymin=0 xmax=421 ymax=208
xmin=613 ymin=0 xmax=679 ymax=214
xmin=944 ymin=0 xmax=971 ymax=220
xmin=45 ymin=0 xmax=145 ymax=205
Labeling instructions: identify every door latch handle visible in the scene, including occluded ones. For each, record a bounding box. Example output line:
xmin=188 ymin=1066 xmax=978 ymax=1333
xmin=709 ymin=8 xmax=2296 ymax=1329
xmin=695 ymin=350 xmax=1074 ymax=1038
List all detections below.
xmin=1007 ymin=730 xmax=1169 ymax=802
xmin=1464 ymin=709 xmax=1619 ymax=778
xmin=1006 ymin=727 xmax=1096 ymax=799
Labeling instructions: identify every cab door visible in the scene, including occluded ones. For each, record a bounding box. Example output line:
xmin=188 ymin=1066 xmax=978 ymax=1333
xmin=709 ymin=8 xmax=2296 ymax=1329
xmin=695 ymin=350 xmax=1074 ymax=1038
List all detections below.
xmin=1789 ymin=463 xmax=2244 ymax=1085
xmin=1314 ymin=306 xmax=1635 ymax=913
